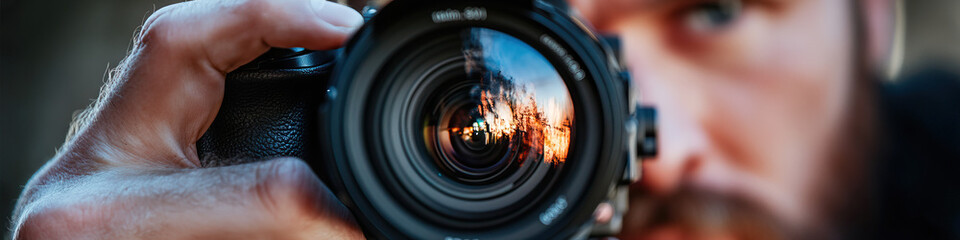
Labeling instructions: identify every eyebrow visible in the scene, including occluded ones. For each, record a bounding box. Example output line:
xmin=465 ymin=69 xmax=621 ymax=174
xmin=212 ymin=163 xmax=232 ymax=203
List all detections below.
xmin=620 ymin=0 xmax=690 ymax=13
xmin=616 ymin=0 xmax=670 ymax=10
xmin=633 ymin=0 xmax=785 ymax=12
xmin=638 ymin=0 xmax=670 ymax=8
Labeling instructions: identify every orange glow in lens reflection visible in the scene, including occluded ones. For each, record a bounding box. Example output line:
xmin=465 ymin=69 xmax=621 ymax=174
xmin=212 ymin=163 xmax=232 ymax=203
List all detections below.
xmin=449 ymin=81 xmax=573 ymax=165
xmin=448 ymin=27 xmax=575 ymax=166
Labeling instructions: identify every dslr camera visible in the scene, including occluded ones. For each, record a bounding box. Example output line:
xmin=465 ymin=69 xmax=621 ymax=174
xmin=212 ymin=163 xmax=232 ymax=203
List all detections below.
xmin=197 ymin=0 xmax=658 ymax=238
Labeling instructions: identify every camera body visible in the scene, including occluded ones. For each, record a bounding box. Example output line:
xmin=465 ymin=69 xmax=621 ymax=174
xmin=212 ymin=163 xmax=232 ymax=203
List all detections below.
xmin=197 ymin=0 xmax=657 ymax=238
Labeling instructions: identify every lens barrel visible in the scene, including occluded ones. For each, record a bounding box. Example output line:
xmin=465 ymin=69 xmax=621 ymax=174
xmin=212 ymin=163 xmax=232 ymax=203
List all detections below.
xmin=320 ymin=0 xmax=632 ymax=238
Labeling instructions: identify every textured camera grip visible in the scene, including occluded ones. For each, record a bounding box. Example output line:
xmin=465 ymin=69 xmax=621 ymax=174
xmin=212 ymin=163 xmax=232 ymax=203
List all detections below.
xmin=196 ymin=65 xmax=330 ymax=167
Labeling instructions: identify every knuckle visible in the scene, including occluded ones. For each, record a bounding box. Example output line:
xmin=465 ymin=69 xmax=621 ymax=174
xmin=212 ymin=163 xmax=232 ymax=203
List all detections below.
xmin=15 ymin=203 xmax=109 ymax=239
xmin=137 ymin=3 xmax=187 ymax=49
xmin=230 ymin=0 xmax=277 ymax=23
xmin=228 ymin=0 xmax=311 ymax=34
xmin=254 ymin=158 xmax=323 ymax=221
xmin=233 ymin=0 xmax=272 ymax=13
xmin=13 ymin=216 xmax=44 ymax=240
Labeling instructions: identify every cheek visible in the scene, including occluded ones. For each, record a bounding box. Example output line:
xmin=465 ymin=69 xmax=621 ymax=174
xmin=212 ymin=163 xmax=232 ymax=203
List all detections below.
xmin=624 ymin=0 xmax=853 ymax=185
xmin=712 ymin=0 xmax=853 ymax=167
xmin=612 ymin=0 xmax=856 ymax=229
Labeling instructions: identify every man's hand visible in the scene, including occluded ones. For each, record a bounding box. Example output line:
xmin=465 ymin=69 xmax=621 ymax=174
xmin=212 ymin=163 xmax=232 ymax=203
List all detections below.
xmin=11 ymin=0 xmax=363 ymax=239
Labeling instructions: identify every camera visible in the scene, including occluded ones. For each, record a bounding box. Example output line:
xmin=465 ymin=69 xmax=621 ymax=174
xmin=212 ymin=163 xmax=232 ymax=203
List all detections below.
xmin=197 ymin=0 xmax=658 ymax=238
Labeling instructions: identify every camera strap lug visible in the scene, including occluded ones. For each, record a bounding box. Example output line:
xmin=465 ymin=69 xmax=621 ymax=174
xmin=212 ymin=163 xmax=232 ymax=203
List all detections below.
xmin=637 ymin=106 xmax=658 ymax=158
xmin=623 ymin=118 xmax=641 ymax=184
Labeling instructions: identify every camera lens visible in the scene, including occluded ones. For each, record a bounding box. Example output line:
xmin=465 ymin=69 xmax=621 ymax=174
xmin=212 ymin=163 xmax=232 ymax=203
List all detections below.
xmin=360 ymin=27 xmax=578 ymax=225
xmin=328 ymin=2 xmax=628 ymax=237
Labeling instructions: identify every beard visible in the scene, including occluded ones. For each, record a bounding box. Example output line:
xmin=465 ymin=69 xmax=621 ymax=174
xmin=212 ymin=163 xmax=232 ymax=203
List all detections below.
xmin=616 ymin=162 xmax=872 ymax=240
xmin=617 ymin=186 xmax=793 ymax=240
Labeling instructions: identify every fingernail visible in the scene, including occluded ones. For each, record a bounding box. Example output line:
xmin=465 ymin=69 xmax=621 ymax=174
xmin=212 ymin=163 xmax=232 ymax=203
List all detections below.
xmin=312 ymin=0 xmax=363 ymax=29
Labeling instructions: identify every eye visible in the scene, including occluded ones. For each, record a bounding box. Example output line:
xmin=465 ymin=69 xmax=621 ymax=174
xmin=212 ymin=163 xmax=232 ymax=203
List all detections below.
xmin=682 ymin=0 xmax=743 ymax=33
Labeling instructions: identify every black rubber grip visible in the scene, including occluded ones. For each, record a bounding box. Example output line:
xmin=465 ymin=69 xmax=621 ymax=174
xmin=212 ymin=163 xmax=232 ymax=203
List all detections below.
xmin=196 ymin=50 xmax=334 ymax=167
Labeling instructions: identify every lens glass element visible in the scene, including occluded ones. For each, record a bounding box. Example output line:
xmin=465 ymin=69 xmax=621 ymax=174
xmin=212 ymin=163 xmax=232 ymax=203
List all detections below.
xmin=374 ymin=27 xmax=579 ymax=225
xmin=420 ymin=28 xmax=574 ymax=184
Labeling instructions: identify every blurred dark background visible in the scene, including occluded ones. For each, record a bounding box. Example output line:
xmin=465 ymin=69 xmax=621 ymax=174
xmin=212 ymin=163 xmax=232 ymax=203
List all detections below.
xmin=1 ymin=0 xmax=957 ymax=237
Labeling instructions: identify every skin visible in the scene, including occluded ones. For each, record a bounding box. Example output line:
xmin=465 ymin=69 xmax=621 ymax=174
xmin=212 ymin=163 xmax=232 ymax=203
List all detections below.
xmin=572 ymin=0 xmax=893 ymax=239
xmin=12 ymin=0 xmax=365 ymax=239
xmin=12 ymin=0 xmax=893 ymax=239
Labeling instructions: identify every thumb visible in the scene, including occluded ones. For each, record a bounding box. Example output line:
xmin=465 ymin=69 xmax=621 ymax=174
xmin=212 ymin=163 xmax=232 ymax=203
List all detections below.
xmin=15 ymin=158 xmax=363 ymax=239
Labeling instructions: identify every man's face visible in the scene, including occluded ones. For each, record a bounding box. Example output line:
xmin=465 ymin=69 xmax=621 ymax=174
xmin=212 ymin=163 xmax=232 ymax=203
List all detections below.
xmin=570 ymin=0 xmax=860 ymax=238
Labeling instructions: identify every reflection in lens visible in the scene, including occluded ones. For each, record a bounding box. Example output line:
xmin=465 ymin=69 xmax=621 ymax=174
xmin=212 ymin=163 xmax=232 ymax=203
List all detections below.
xmin=463 ymin=28 xmax=573 ymax=165
xmin=377 ymin=26 xmax=583 ymax=226
xmin=427 ymin=28 xmax=574 ymax=177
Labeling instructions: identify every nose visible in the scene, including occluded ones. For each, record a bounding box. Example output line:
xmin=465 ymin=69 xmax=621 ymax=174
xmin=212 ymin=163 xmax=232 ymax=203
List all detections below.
xmin=624 ymin=50 xmax=762 ymax=205
xmin=620 ymin=35 xmax=717 ymax=197
xmin=636 ymin=99 xmax=712 ymax=196
xmin=612 ymin=22 xmax=734 ymax=198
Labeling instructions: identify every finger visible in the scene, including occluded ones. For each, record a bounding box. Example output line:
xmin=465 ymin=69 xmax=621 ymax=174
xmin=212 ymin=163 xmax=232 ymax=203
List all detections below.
xmin=594 ymin=202 xmax=615 ymax=224
xmin=75 ymin=0 xmax=362 ymax=166
xmin=141 ymin=0 xmax=363 ymax=71
xmin=150 ymin=0 xmax=363 ymax=72
xmin=15 ymin=158 xmax=363 ymax=239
